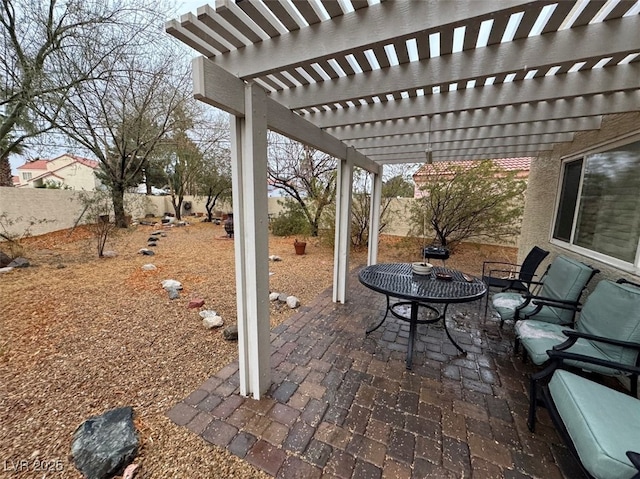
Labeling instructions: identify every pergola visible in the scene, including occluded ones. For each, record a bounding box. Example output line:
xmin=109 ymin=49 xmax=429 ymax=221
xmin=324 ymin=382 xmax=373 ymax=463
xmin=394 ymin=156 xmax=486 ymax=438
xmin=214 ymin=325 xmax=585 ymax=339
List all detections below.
xmin=166 ymin=0 xmax=640 ymax=398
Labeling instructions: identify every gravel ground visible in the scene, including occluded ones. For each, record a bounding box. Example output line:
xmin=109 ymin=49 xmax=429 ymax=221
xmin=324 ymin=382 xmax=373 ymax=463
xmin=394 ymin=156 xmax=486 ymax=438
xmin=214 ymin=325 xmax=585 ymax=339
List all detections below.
xmin=0 ymin=220 xmax=515 ymax=478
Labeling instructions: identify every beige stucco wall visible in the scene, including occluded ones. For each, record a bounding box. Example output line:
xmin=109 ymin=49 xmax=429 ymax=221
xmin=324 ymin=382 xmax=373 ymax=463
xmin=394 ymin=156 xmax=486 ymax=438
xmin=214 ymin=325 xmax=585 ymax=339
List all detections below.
xmin=519 ymin=111 xmax=640 ymax=287
xmin=0 ymin=187 xmax=234 ymax=239
xmin=1 ymin=187 xmax=521 ymax=246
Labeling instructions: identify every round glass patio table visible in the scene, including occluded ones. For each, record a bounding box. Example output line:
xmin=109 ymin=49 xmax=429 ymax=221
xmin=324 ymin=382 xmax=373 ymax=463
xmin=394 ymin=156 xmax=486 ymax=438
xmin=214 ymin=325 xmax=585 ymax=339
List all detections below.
xmin=358 ymin=263 xmax=487 ymax=369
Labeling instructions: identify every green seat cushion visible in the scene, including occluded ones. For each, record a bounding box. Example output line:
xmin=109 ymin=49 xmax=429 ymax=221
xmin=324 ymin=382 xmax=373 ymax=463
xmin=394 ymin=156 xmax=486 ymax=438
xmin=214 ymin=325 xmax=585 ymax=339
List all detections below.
xmin=492 ymin=292 xmax=524 ymax=321
xmin=577 ymin=280 xmax=640 ymax=367
xmin=493 ymin=293 xmax=572 ymax=324
xmin=517 ymin=321 xmax=620 ymax=372
xmin=516 ymin=321 xmax=568 ymax=365
xmin=549 ymin=370 xmax=640 ymax=479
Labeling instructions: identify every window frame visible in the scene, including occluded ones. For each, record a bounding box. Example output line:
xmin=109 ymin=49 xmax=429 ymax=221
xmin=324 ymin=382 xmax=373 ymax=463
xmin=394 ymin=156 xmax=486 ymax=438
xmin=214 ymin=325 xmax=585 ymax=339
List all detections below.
xmin=550 ymin=131 xmax=640 ymax=274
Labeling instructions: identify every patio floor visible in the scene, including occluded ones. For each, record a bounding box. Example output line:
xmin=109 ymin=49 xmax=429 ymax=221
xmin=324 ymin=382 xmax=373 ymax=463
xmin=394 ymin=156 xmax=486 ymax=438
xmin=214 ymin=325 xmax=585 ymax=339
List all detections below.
xmin=167 ymin=269 xmax=587 ymax=478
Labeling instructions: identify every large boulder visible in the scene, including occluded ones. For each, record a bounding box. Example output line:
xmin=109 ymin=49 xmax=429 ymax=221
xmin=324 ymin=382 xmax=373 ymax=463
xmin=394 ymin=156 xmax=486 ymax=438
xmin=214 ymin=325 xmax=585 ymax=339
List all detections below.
xmin=0 ymin=251 xmax=11 ymax=268
xmin=70 ymin=407 xmax=139 ymax=479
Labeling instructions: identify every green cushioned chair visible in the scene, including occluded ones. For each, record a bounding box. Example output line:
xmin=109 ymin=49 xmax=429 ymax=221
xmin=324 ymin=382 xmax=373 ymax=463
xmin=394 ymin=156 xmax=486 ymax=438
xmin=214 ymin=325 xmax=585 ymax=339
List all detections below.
xmin=529 ymin=367 xmax=640 ymax=479
xmin=491 ymin=255 xmax=598 ymax=328
xmin=516 ymin=279 xmax=640 ymax=395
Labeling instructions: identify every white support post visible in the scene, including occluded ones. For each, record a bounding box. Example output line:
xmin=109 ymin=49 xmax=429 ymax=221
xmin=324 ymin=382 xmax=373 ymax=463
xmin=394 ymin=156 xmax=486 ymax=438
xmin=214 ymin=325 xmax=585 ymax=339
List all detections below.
xmin=333 ymin=151 xmax=354 ymax=303
xmin=230 ymin=82 xmax=271 ymax=399
xmin=368 ymin=167 xmax=382 ymax=266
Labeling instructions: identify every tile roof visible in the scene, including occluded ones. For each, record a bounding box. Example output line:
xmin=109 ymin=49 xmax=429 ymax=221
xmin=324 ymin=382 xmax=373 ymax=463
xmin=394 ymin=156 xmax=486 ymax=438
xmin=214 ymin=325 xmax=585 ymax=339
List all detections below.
xmin=55 ymin=154 xmax=99 ymax=169
xmin=17 ymin=154 xmax=99 ymax=171
xmin=17 ymin=160 xmax=49 ymax=170
xmin=413 ymin=157 xmax=532 ymax=178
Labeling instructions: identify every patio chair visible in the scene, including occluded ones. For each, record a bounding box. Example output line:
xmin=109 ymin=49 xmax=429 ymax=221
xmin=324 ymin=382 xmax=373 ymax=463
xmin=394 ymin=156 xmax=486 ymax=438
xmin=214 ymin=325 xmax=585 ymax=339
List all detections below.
xmin=491 ymin=255 xmax=598 ymax=328
xmin=516 ymin=278 xmax=640 ymax=395
xmin=482 ymin=245 xmax=549 ymax=316
xmin=527 ymin=358 xmax=640 ymax=479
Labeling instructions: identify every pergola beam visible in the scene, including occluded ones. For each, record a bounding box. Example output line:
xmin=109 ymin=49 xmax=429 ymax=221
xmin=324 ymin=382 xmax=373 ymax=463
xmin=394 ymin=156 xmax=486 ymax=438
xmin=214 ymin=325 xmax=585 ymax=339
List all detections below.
xmin=308 ymin=63 xmax=640 ymax=128
xmin=345 ymin=126 xmax=580 ymax=148
xmin=274 ymin=16 xmax=640 ymax=110
xmin=206 ymin=0 xmax=544 ymax=79
xmin=192 ymin=56 xmax=380 ymax=174
xmin=358 ymin=133 xmax=573 ymax=155
xmin=326 ymin=116 xmax=604 ymax=141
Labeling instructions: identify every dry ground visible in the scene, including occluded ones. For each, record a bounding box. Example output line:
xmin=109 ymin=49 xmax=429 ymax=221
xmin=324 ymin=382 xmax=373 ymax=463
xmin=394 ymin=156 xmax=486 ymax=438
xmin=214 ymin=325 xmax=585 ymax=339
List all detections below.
xmin=0 ymin=221 xmax=515 ymax=478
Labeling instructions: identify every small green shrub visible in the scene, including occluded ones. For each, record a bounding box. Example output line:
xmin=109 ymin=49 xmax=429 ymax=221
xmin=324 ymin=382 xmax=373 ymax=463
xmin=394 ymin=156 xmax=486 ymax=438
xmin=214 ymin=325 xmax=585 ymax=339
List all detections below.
xmin=270 ymin=201 xmax=310 ymax=237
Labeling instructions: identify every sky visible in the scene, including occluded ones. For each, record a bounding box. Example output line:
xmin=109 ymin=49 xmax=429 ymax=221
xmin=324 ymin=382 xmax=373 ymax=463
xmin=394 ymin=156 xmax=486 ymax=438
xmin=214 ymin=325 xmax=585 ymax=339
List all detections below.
xmin=9 ymin=0 xmax=205 ymax=176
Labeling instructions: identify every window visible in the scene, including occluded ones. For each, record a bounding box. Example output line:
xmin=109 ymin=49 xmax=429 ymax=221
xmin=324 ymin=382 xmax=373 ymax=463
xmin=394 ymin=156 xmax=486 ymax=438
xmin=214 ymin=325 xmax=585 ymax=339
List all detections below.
xmin=22 ymin=172 xmax=32 ymax=180
xmin=553 ymin=139 xmax=640 ymax=268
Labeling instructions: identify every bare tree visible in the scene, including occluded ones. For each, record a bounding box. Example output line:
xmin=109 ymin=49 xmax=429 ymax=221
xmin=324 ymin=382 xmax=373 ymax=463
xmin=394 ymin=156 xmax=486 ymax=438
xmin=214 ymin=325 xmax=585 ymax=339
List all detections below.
xmin=0 ymin=0 xmax=166 ymax=186
xmin=267 ymin=133 xmax=337 ymax=237
xmin=196 ymin=114 xmax=232 ymax=222
xmin=350 ymin=169 xmax=415 ymax=247
xmin=43 ymin=47 xmax=190 ymax=227
xmin=411 ymin=159 xmax=527 ymax=249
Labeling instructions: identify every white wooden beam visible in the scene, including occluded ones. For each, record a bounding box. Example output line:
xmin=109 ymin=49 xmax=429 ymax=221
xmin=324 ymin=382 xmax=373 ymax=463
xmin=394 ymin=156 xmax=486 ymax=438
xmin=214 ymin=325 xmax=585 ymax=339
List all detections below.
xmin=372 ymin=145 xmax=553 ymax=163
xmin=326 ymin=116 xmax=603 ymax=140
xmin=355 ymin=133 xmax=573 ymax=154
xmin=333 ymin=153 xmax=354 ymax=303
xmin=274 ymin=16 xmax=640 ymax=110
xmin=207 ymin=0 xmax=545 ymax=78
xmin=308 ymin=64 xmax=640 ymax=128
xmin=368 ymin=169 xmax=382 ymax=266
xmin=192 ymin=56 xmax=380 ymax=175
xmin=231 ymin=83 xmax=271 ymax=399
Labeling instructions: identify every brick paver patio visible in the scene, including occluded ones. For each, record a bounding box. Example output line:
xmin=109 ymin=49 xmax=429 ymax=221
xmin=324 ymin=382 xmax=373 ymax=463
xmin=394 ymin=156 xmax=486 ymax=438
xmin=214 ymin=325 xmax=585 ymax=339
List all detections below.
xmin=168 ymin=269 xmax=587 ymax=478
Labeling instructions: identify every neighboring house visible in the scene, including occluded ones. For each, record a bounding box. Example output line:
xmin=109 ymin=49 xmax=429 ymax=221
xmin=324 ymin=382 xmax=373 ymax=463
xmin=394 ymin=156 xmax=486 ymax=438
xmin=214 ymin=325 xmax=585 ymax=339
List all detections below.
xmin=412 ymin=157 xmax=531 ymax=198
xmin=11 ymin=175 xmax=19 ymax=186
xmin=16 ymin=154 xmax=100 ymax=190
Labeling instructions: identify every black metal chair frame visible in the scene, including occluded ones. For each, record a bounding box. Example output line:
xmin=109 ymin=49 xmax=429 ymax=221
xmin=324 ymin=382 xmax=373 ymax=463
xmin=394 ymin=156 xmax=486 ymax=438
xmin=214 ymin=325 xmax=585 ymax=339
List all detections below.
xmin=520 ymin=278 xmax=640 ymax=395
xmin=504 ymin=263 xmax=599 ymax=330
xmin=482 ymin=246 xmax=549 ymax=318
xmin=528 ymin=351 xmax=640 ymax=478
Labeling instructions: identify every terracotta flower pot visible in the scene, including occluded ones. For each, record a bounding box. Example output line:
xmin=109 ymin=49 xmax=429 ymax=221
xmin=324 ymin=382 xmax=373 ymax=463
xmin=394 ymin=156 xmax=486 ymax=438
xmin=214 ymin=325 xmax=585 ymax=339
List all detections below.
xmin=294 ymin=240 xmax=307 ymax=255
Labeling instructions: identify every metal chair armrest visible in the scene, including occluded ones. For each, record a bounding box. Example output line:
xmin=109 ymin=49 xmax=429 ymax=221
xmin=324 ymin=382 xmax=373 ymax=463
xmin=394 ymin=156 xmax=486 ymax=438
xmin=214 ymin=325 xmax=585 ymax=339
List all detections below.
xmin=547 ymin=349 xmax=640 ymax=376
xmin=558 ymin=329 xmax=640 ymax=351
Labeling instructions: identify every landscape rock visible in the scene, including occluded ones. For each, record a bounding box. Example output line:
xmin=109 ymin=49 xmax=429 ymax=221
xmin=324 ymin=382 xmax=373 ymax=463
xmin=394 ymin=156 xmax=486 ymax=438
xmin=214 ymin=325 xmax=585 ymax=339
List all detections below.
xmin=138 ymin=248 xmax=155 ymax=256
xmin=203 ymin=315 xmax=224 ymax=329
xmin=70 ymin=406 xmax=139 ymax=479
xmin=141 ymin=264 xmax=157 ymax=271
xmin=0 ymin=267 xmax=14 ymax=274
xmin=188 ymin=298 xmax=205 ymax=309
xmin=8 ymin=257 xmax=29 ymax=268
xmin=223 ymin=325 xmax=238 ymax=341
xmin=166 ymin=288 xmax=180 ymax=300
xmin=269 ymin=255 xmax=282 ymax=262
xmin=199 ymin=310 xmax=218 ymax=318
xmin=161 ymin=279 xmax=182 ymax=290
xmin=278 ymin=293 xmax=288 ymax=302
xmin=102 ymin=251 xmax=117 ymax=258
xmin=150 ymin=230 xmax=163 ymax=235
xmin=147 ymin=237 xmax=158 ymax=242
xmin=286 ymin=296 xmax=300 ymax=309
xmin=147 ymin=242 xmax=157 ymax=247
xmin=122 ymin=463 xmax=139 ymax=479
xmin=0 ymin=251 xmax=11 ymax=267
xmin=269 ymin=292 xmax=280 ymax=301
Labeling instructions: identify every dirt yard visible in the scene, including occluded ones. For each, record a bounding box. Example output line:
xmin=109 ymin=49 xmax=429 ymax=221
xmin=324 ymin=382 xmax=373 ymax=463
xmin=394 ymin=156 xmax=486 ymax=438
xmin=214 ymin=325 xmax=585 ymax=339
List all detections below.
xmin=0 ymin=221 xmax=516 ymax=478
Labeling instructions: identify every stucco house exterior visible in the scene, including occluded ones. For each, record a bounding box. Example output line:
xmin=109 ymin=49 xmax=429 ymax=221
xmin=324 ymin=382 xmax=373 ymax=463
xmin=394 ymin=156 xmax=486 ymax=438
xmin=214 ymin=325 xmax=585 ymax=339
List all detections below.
xmin=519 ymin=112 xmax=640 ymax=284
xmin=16 ymin=154 xmax=100 ymax=190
